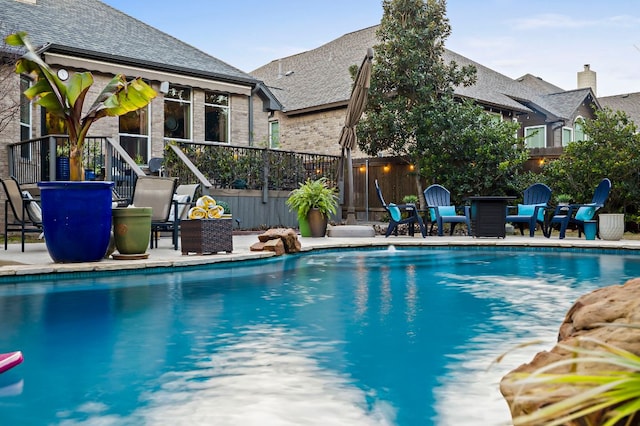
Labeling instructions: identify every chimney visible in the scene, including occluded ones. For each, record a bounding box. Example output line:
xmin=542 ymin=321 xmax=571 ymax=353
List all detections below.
xmin=577 ymin=64 xmax=597 ymax=96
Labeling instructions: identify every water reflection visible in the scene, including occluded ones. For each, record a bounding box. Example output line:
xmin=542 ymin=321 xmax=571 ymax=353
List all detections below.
xmin=65 ymin=326 xmax=396 ymax=425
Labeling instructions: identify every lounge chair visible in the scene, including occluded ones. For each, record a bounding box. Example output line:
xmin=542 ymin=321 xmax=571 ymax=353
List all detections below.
xmin=423 ymin=184 xmax=471 ymax=236
xmin=544 ymin=178 xmax=612 ymax=239
xmin=506 ymin=183 xmax=552 ymax=237
xmin=130 ymin=176 xmax=179 ymax=249
xmin=1 ymin=177 xmax=43 ymax=252
xmin=172 ymin=183 xmax=200 ymax=221
xmin=374 ymin=179 xmax=426 ymax=237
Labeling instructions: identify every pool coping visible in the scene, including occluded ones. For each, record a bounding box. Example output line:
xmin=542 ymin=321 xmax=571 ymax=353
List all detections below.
xmin=2 ymin=231 xmax=640 ymax=280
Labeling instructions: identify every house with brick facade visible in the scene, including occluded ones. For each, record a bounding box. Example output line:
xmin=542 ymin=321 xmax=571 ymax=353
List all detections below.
xmin=0 ymin=0 xmax=281 ymax=178
xmin=251 ymin=25 xmax=607 ymax=168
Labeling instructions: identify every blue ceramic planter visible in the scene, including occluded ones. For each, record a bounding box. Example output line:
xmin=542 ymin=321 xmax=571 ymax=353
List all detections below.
xmin=38 ymin=181 xmax=114 ymax=263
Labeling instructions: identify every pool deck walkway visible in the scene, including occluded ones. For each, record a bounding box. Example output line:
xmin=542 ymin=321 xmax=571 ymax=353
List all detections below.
xmin=2 ymin=228 xmax=640 ymax=278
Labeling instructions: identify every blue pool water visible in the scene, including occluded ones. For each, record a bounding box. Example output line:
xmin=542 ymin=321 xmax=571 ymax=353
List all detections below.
xmin=1 ymin=247 xmax=640 ymax=425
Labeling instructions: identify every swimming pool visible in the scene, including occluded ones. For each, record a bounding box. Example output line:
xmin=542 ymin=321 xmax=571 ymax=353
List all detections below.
xmin=1 ymin=247 xmax=639 ymax=425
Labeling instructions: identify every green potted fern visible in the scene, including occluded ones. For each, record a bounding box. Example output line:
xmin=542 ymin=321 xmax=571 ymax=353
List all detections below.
xmin=286 ymin=177 xmax=338 ymax=237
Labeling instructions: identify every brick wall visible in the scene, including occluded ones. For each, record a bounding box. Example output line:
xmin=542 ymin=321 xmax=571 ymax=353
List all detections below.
xmin=272 ymin=108 xmax=368 ymax=157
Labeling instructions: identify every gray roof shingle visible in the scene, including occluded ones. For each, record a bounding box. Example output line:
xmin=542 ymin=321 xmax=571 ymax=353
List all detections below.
xmin=1 ymin=0 xmax=256 ymax=84
xmin=252 ymin=25 xmax=595 ymax=121
xmin=599 ymin=93 xmax=640 ymax=127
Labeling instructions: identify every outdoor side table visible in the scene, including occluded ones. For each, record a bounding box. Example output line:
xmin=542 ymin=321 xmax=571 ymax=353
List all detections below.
xmin=467 ymin=196 xmax=516 ymax=238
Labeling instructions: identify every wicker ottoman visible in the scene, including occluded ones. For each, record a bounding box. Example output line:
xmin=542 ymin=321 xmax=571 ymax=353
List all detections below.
xmin=180 ymin=219 xmax=233 ymax=255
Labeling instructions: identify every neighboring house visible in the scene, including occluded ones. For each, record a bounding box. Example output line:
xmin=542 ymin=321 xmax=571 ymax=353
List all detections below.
xmin=251 ymin=25 xmax=604 ymax=167
xmin=0 ymin=0 xmax=281 ymax=177
xmin=599 ymin=92 xmax=640 ymax=128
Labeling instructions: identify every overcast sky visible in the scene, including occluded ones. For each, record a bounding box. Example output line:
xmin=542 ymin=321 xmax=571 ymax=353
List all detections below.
xmin=102 ymin=0 xmax=640 ymax=97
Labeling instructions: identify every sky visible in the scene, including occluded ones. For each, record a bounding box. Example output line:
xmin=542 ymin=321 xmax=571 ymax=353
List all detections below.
xmin=101 ymin=0 xmax=640 ymax=97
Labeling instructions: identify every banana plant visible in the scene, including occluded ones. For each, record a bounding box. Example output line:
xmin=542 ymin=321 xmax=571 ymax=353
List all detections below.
xmin=5 ymin=31 xmax=157 ymax=180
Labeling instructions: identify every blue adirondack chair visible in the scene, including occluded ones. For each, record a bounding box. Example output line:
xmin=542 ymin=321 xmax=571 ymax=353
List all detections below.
xmin=506 ymin=183 xmax=552 ymax=237
xmin=544 ymin=178 xmax=612 ymax=239
xmin=423 ymin=184 xmax=471 ymax=236
xmin=375 ymin=180 xmax=426 ymax=238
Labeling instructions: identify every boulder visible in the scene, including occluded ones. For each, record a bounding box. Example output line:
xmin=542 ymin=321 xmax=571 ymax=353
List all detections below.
xmin=500 ymin=278 xmax=640 ymax=424
xmin=263 ymin=238 xmax=285 ymax=256
xmin=256 ymin=228 xmax=301 ymax=253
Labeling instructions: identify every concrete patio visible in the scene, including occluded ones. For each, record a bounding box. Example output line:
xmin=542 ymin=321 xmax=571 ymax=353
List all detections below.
xmin=2 ymin=227 xmax=640 ymax=279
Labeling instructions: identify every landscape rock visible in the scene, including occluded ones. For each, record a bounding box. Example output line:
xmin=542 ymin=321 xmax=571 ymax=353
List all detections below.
xmin=256 ymin=228 xmax=301 ymax=253
xmin=263 ymin=238 xmax=285 ymax=256
xmin=500 ymin=278 xmax=640 ymax=424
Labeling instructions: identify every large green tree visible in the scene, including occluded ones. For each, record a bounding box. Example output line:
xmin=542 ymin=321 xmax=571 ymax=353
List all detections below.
xmin=357 ymin=0 xmax=528 ymax=205
xmin=542 ymin=107 xmax=640 ymax=214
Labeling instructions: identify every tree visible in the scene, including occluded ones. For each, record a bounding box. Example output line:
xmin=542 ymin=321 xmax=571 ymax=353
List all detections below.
xmin=0 ymin=21 xmax=21 ymax=135
xmin=542 ymin=107 xmax=640 ymax=214
xmin=357 ymin=0 xmax=528 ymax=205
xmin=6 ymin=31 xmax=157 ymax=180
xmin=418 ymin=99 xmax=527 ymax=204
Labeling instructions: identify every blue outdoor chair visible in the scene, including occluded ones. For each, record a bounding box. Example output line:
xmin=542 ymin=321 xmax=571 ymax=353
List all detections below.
xmin=423 ymin=184 xmax=471 ymax=236
xmin=544 ymin=178 xmax=612 ymax=239
xmin=506 ymin=183 xmax=552 ymax=237
xmin=374 ymin=180 xmax=426 ymax=238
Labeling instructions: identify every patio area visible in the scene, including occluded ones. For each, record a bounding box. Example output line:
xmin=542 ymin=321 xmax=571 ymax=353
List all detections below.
xmin=2 ymin=228 xmax=640 ymax=278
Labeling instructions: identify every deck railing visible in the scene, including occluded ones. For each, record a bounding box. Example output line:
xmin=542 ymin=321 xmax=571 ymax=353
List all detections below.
xmin=7 ymin=135 xmax=144 ymax=200
xmin=163 ymin=142 xmax=340 ymax=192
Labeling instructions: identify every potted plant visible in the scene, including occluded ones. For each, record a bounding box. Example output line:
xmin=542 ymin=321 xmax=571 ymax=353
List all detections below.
xmin=555 ymin=194 xmax=572 ymax=205
xmin=7 ymin=32 xmax=156 ymax=262
xmin=55 ymin=143 xmax=70 ymax=180
xmin=286 ymin=177 xmax=338 ymax=237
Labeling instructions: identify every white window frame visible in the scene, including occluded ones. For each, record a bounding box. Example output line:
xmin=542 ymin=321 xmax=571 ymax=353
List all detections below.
xmin=269 ymin=120 xmax=280 ymax=149
xmin=19 ymin=76 xmax=32 ymax=159
xmin=561 ymin=126 xmax=574 ymax=146
xmin=524 ymin=125 xmax=546 ymax=148
xmin=163 ymin=84 xmax=192 ymax=142
xmin=118 ymin=104 xmax=151 ymax=165
xmin=574 ymin=116 xmax=587 ymax=142
xmin=204 ymin=91 xmax=230 ymax=143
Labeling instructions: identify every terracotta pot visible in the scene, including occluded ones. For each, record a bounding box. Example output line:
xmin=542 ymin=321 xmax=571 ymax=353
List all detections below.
xmin=307 ymin=208 xmax=328 ymax=237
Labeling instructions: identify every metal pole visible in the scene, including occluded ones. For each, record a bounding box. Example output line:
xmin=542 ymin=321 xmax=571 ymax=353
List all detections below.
xmin=365 ymin=158 xmax=369 ymax=222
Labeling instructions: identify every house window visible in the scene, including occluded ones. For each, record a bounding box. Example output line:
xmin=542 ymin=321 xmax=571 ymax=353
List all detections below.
xmin=524 ymin=125 xmax=546 ymax=148
xmin=19 ymin=76 xmax=31 ymax=159
xmin=204 ymin=91 xmax=229 ymax=143
xmin=574 ymin=117 xmax=586 ymax=141
xmin=486 ymin=111 xmax=502 ymax=124
xmin=269 ymin=121 xmax=280 ymax=148
xmin=119 ymin=106 xmax=150 ymax=164
xmin=562 ymin=127 xmax=573 ymax=146
xmin=164 ymin=84 xmax=191 ymax=140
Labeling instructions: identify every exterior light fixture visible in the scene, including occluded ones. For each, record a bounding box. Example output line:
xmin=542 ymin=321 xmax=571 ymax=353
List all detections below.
xmin=383 ymin=164 xmax=390 ymax=173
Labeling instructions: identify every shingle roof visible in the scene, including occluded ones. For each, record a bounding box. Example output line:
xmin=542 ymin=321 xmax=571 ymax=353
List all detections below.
xmin=516 ymin=74 xmax=565 ymax=95
xmin=599 ymin=93 xmax=640 ymax=127
xmin=1 ymin=0 xmax=256 ymax=84
xmin=542 ymin=89 xmax=598 ymax=120
xmin=251 ymin=26 xmax=378 ymax=113
xmin=251 ymin=25 xmax=595 ymax=121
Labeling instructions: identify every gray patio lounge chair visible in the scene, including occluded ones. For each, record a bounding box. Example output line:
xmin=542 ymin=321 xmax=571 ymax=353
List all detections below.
xmin=1 ymin=177 xmax=43 ymax=252
xmin=130 ymin=176 xmax=179 ymax=249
